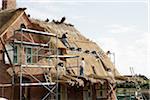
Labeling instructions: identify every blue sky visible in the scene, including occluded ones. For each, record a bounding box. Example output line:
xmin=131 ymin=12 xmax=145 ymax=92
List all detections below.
xmin=0 ymin=0 xmax=150 ymax=77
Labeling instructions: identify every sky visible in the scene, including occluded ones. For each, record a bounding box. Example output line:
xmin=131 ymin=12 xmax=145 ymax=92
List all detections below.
xmin=0 ymin=0 xmax=150 ymax=77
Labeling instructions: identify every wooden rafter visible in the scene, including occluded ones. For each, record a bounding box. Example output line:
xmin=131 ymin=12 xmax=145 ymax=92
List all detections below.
xmin=22 ymin=33 xmax=33 ymax=42
xmin=0 ymin=37 xmax=16 ymax=100
xmin=29 ymin=34 xmax=35 ymax=43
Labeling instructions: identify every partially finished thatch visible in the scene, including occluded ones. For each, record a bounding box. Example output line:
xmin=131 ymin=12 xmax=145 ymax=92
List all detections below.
xmin=0 ymin=8 xmax=124 ymax=86
xmin=29 ymin=19 xmax=120 ymax=81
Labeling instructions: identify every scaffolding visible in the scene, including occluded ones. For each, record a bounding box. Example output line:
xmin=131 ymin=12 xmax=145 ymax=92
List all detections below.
xmin=0 ymin=27 xmax=80 ymax=100
xmin=0 ymin=27 xmax=116 ymax=100
xmin=13 ymin=28 xmax=59 ymax=100
xmin=0 ymin=27 xmax=60 ymax=100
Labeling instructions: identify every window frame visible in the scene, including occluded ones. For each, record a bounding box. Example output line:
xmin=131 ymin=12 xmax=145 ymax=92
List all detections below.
xmin=25 ymin=47 xmax=32 ymax=64
xmin=13 ymin=45 xmax=18 ymax=64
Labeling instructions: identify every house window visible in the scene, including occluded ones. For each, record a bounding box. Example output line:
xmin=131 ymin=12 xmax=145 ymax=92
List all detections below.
xmin=95 ymin=84 xmax=107 ymax=99
xmin=96 ymin=90 xmax=103 ymax=97
xmin=83 ymin=85 xmax=92 ymax=100
xmin=25 ymin=48 xmax=32 ymax=64
xmin=13 ymin=45 xmax=18 ymax=64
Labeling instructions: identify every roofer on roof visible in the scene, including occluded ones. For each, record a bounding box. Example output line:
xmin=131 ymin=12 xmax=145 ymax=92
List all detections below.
xmin=80 ymin=58 xmax=85 ymax=76
xmin=61 ymin=32 xmax=70 ymax=48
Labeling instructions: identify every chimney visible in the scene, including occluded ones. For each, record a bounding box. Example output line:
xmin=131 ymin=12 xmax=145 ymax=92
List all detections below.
xmin=2 ymin=0 xmax=16 ymax=10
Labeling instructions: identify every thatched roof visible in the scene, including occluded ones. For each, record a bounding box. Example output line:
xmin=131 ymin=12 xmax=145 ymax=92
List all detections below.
xmin=30 ymin=19 xmax=120 ymax=79
xmin=0 ymin=8 xmax=122 ymax=85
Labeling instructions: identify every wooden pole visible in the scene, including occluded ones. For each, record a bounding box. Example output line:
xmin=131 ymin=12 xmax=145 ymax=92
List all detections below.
xmin=0 ymin=37 xmax=15 ymax=100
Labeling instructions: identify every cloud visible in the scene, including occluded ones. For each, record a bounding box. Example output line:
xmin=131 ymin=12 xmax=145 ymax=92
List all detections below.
xmin=97 ymin=37 xmax=119 ymax=52
xmin=19 ymin=0 xmax=51 ymax=3
xmin=135 ymin=32 xmax=148 ymax=53
xmin=17 ymin=1 xmax=66 ymax=20
xmin=96 ymin=26 xmax=149 ymax=77
xmin=125 ymin=33 xmax=149 ymax=77
xmin=106 ymin=24 xmax=138 ymax=33
xmin=71 ymin=16 xmax=86 ymax=20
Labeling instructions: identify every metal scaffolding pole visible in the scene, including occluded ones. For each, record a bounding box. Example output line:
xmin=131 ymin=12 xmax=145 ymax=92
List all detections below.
xmin=20 ymin=28 xmax=23 ymax=100
xmin=0 ymin=26 xmax=83 ymax=100
xmin=14 ymin=28 xmax=58 ymax=100
xmin=0 ymin=28 xmax=80 ymax=100
xmin=56 ymin=30 xmax=59 ymax=100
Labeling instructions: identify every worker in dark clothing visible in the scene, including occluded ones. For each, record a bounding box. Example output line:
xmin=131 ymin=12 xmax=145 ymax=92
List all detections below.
xmin=61 ymin=32 xmax=70 ymax=48
xmin=80 ymin=58 xmax=85 ymax=76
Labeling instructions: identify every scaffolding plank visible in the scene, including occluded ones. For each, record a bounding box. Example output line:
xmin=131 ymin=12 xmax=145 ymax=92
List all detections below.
xmin=14 ymin=40 xmax=48 ymax=47
xmin=21 ymin=82 xmax=56 ymax=86
xmin=0 ymin=84 xmax=12 ymax=87
xmin=49 ymin=55 xmax=79 ymax=58
xmin=0 ymin=83 xmax=56 ymax=87
xmin=17 ymin=28 xmax=56 ymax=36
xmin=21 ymin=64 xmax=54 ymax=68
